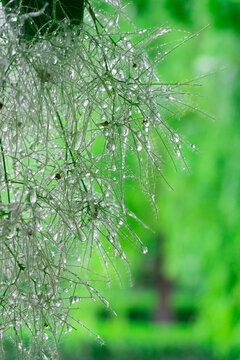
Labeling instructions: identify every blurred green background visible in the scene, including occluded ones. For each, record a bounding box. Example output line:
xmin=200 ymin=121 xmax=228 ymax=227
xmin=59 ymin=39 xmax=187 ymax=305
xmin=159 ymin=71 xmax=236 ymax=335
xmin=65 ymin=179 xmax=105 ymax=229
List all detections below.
xmin=59 ymin=0 xmax=239 ymax=358
xmin=6 ymin=0 xmax=240 ymax=358
xmin=57 ymin=0 xmax=240 ymax=359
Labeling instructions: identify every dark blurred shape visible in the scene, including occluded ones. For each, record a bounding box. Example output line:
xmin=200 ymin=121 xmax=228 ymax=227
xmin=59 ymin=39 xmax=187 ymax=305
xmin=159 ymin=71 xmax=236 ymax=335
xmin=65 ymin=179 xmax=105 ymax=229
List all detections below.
xmin=153 ymin=234 xmax=175 ymax=322
xmin=165 ymin=0 xmax=192 ymax=23
xmin=128 ymin=307 xmax=151 ymax=322
xmin=135 ymin=0 xmax=148 ymax=14
xmin=172 ymin=294 xmax=197 ymax=323
xmin=61 ymin=340 xmax=215 ymax=360
xmin=55 ymin=173 xmax=61 ymax=180
xmin=2 ymin=0 xmax=84 ymax=40
xmin=208 ymin=0 xmax=240 ymax=32
xmin=97 ymin=308 xmax=112 ymax=321
xmin=37 ymin=68 xmax=51 ymax=82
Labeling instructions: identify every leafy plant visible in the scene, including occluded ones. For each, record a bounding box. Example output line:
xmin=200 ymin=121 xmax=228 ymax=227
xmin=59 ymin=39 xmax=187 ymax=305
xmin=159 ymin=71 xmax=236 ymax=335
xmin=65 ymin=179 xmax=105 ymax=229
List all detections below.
xmin=0 ymin=0 xmax=197 ymax=358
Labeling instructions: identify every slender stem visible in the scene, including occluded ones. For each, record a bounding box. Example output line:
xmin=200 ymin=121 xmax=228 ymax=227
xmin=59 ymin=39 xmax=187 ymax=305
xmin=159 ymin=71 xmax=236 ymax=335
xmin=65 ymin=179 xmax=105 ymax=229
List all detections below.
xmin=85 ymin=0 xmax=117 ymax=47
xmin=0 ymin=137 xmax=10 ymax=204
xmin=55 ymin=111 xmax=88 ymax=194
xmin=3 ymin=242 xmax=25 ymax=271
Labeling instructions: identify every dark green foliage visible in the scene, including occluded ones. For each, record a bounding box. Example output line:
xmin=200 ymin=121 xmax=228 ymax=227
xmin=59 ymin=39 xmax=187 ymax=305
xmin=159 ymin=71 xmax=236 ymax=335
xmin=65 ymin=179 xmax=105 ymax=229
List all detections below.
xmin=165 ymin=0 xmax=193 ymax=23
xmin=208 ymin=0 xmax=240 ymax=32
xmin=60 ymin=340 xmax=218 ymax=360
xmin=1 ymin=0 xmax=84 ymax=40
xmin=135 ymin=0 xmax=148 ymax=14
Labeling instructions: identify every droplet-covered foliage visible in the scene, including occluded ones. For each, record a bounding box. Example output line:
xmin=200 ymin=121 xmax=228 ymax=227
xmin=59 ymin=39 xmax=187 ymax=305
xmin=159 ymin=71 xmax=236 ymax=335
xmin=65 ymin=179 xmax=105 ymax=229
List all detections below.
xmin=0 ymin=0 xmax=196 ymax=358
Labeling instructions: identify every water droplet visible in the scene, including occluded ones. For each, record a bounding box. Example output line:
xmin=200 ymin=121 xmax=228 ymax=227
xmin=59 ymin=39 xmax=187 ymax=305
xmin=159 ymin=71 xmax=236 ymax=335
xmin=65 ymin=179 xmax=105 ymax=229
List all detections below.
xmin=175 ymin=135 xmax=179 ymax=143
xmin=30 ymin=190 xmax=37 ymax=204
xmin=10 ymin=16 xmax=17 ymax=22
xmin=2 ymin=124 xmax=8 ymax=132
xmin=74 ymin=134 xmax=82 ymax=151
xmin=142 ymin=246 xmax=148 ymax=254
xmin=69 ymin=69 xmax=75 ymax=78
xmin=81 ymin=233 xmax=87 ymax=242
xmin=104 ymin=299 xmax=109 ymax=307
xmin=122 ymin=126 xmax=129 ymax=136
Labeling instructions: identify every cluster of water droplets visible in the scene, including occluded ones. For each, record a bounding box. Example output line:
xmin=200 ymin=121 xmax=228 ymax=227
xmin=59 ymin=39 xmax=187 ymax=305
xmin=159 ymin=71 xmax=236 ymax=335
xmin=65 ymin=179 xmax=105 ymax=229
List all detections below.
xmin=0 ymin=1 xmax=196 ymax=358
